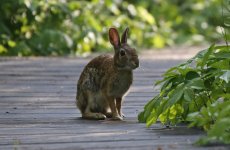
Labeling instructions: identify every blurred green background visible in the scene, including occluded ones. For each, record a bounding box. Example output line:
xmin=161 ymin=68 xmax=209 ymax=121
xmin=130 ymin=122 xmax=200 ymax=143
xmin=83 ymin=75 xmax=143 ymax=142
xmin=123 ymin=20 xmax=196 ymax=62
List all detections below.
xmin=0 ymin=0 xmax=229 ymax=56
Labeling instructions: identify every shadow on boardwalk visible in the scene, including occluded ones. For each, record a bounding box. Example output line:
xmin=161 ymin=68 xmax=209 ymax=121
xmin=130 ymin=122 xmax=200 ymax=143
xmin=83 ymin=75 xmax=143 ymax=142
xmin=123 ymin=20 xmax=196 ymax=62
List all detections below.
xmin=0 ymin=48 xmax=229 ymax=150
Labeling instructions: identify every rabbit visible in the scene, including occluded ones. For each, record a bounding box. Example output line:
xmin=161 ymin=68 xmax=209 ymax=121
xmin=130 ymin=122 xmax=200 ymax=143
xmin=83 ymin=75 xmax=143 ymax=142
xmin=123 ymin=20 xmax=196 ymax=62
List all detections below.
xmin=76 ymin=27 xmax=139 ymax=120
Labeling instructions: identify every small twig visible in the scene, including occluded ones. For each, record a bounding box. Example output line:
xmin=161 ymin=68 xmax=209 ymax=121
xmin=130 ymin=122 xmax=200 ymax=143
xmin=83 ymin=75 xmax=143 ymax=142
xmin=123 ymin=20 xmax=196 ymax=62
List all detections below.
xmin=221 ymin=0 xmax=229 ymax=47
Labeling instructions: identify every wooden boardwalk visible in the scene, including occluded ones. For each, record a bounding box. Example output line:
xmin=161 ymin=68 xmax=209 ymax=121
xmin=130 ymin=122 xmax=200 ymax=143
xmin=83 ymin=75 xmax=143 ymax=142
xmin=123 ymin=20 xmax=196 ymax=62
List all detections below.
xmin=0 ymin=53 xmax=228 ymax=150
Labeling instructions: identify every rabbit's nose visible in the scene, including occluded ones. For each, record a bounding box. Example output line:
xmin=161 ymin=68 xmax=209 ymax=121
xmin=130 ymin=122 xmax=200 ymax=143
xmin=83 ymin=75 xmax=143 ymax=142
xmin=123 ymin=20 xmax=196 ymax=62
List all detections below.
xmin=131 ymin=59 xmax=139 ymax=69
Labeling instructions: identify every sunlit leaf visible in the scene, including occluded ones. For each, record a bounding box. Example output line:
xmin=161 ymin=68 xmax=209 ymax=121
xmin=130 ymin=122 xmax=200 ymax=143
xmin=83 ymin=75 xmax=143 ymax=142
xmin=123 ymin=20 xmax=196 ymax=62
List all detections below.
xmin=7 ymin=40 xmax=16 ymax=47
xmin=0 ymin=45 xmax=7 ymax=53
xmin=146 ymin=109 xmax=157 ymax=127
xmin=220 ymin=71 xmax=230 ymax=83
xmin=137 ymin=6 xmax=155 ymax=25
xmin=153 ymin=34 xmax=165 ymax=48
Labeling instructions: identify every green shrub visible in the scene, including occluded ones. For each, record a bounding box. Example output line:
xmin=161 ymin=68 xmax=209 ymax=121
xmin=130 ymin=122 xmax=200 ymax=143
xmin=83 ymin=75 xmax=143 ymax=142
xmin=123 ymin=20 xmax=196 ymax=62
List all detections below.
xmin=0 ymin=0 xmax=227 ymax=56
xmin=138 ymin=44 xmax=230 ymax=145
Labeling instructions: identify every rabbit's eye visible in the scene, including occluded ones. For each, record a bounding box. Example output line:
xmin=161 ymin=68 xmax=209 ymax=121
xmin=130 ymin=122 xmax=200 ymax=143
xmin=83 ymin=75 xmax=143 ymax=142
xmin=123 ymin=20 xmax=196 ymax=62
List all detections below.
xmin=120 ymin=50 xmax=126 ymax=56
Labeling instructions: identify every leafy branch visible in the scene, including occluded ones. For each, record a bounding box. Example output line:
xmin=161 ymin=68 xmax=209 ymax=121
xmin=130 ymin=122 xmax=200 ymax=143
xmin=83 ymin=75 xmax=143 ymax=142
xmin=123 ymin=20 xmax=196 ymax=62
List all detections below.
xmin=138 ymin=44 xmax=230 ymax=145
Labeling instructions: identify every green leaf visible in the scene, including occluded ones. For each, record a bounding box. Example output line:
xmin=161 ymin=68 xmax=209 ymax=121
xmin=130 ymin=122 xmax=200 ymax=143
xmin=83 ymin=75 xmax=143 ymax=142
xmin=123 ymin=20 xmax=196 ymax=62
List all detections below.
xmin=155 ymin=75 xmax=175 ymax=86
xmin=214 ymin=51 xmax=230 ymax=59
xmin=185 ymin=71 xmax=200 ymax=80
xmin=7 ymin=40 xmax=16 ymax=47
xmin=137 ymin=6 xmax=155 ymax=25
xmin=138 ymin=111 xmax=145 ymax=123
xmin=156 ymin=99 xmax=168 ymax=117
xmin=187 ymin=78 xmax=205 ymax=90
xmin=220 ymin=71 xmax=230 ymax=83
xmin=153 ymin=34 xmax=165 ymax=48
xmin=146 ymin=109 xmax=157 ymax=127
xmin=199 ymin=44 xmax=215 ymax=68
xmin=160 ymin=78 xmax=174 ymax=92
xmin=0 ymin=45 xmax=7 ymax=53
xmin=184 ymin=88 xmax=195 ymax=102
xmin=164 ymin=66 xmax=178 ymax=76
xmin=164 ymin=83 xmax=185 ymax=109
xmin=138 ymin=96 xmax=161 ymax=123
xmin=211 ymin=60 xmax=230 ymax=70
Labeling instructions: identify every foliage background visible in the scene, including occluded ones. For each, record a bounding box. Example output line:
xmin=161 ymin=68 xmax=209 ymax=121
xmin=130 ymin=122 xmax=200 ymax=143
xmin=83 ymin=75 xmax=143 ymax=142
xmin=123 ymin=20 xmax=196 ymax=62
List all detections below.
xmin=0 ymin=0 xmax=228 ymax=56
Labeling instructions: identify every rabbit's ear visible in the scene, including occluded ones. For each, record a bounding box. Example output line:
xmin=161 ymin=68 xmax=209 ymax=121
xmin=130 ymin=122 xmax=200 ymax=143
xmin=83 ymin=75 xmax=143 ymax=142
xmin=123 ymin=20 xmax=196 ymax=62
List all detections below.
xmin=121 ymin=27 xmax=129 ymax=44
xmin=109 ymin=28 xmax=120 ymax=48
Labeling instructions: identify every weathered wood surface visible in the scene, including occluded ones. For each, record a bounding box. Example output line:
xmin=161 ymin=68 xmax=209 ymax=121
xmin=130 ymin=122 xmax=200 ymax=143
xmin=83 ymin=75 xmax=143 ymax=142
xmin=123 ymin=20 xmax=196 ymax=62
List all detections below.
xmin=0 ymin=54 xmax=228 ymax=150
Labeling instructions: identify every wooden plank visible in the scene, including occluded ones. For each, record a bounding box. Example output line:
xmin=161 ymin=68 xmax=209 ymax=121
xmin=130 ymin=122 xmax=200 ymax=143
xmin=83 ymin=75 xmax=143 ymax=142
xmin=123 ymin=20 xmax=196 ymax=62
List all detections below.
xmin=0 ymin=125 xmax=201 ymax=136
xmin=0 ymin=142 xmax=211 ymax=150
xmin=0 ymin=57 xmax=227 ymax=150
xmin=0 ymin=92 xmax=155 ymax=97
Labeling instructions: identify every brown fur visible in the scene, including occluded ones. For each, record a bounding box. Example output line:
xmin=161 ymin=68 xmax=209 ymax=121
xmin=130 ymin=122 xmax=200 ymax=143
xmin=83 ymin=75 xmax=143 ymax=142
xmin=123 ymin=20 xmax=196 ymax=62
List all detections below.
xmin=76 ymin=27 xmax=139 ymax=120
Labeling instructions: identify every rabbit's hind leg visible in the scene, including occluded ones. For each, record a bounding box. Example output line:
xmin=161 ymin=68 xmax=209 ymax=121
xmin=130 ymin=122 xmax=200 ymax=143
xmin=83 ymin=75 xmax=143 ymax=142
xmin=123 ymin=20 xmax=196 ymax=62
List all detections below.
xmin=82 ymin=92 xmax=106 ymax=120
xmin=82 ymin=105 xmax=106 ymax=120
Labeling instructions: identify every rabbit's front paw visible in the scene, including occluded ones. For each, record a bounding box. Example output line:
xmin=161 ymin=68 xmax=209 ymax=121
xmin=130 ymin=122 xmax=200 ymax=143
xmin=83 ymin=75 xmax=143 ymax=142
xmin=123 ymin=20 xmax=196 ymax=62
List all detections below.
xmin=112 ymin=115 xmax=123 ymax=121
xmin=121 ymin=113 xmax=125 ymax=118
xmin=118 ymin=111 xmax=125 ymax=118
